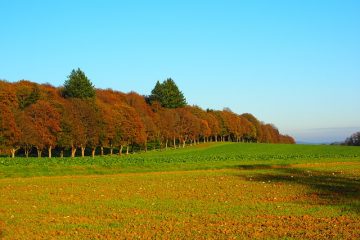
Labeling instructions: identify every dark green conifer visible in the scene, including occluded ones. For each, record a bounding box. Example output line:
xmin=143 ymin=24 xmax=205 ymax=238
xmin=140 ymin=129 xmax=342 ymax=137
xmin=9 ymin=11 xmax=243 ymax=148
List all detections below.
xmin=63 ymin=68 xmax=95 ymax=99
xmin=149 ymin=78 xmax=186 ymax=108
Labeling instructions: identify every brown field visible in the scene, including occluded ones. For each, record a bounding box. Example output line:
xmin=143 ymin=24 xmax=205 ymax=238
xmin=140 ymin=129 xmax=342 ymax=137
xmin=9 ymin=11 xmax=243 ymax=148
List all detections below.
xmin=1 ymin=161 xmax=360 ymax=239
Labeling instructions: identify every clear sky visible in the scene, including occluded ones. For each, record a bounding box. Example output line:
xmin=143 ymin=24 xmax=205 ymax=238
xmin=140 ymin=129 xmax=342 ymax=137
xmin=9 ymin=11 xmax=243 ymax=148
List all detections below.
xmin=1 ymin=0 xmax=359 ymax=143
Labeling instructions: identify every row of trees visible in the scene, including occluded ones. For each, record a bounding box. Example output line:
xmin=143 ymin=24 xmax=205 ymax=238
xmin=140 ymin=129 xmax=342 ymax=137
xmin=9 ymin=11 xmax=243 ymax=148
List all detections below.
xmin=0 ymin=69 xmax=295 ymax=158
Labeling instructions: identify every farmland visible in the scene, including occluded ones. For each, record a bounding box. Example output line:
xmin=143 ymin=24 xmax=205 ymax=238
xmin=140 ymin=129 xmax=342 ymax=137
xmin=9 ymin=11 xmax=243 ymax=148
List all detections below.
xmin=1 ymin=143 xmax=360 ymax=239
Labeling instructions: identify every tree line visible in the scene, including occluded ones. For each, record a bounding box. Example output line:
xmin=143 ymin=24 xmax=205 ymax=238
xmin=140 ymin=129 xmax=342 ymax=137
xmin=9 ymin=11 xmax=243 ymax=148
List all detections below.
xmin=0 ymin=69 xmax=295 ymax=158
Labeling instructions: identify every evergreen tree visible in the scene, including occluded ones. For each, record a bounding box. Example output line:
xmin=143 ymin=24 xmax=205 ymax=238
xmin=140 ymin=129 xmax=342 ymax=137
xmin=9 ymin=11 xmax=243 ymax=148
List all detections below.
xmin=63 ymin=68 xmax=95 ymax=99
xmin=149 ymin=78 xmax=186 ymax=108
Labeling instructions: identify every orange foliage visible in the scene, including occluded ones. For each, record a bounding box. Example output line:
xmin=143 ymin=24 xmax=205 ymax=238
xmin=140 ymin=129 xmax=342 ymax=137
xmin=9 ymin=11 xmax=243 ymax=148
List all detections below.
xmin=0 ymin=80 xmax=295 ymax=157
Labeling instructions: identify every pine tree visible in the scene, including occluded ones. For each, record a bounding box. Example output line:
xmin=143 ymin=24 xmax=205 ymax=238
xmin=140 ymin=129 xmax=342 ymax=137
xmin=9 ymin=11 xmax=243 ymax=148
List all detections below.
xmin=63 ymin=68 xmax=95 ymax=99
xmin=149 ymin=78 xmax=186 ymax=108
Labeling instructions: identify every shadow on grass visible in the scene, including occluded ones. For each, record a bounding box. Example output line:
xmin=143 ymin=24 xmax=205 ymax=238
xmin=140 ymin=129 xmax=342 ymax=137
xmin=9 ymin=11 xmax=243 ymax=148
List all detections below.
xmin=235 ymin=164 xmax=360 ymax=213
xmin=234 ymin=164 xmax=290 ymax=170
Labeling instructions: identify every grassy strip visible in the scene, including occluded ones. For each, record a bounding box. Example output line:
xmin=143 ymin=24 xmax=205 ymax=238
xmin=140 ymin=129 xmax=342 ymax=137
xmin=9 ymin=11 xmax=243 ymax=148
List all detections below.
xmin=1 ymin=143 xmax=360 ymax=178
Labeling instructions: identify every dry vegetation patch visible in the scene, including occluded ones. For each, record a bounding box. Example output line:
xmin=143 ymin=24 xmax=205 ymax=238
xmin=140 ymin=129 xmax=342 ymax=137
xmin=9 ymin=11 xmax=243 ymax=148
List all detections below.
xmin=1 ymin=162 xmax=359 ymax=239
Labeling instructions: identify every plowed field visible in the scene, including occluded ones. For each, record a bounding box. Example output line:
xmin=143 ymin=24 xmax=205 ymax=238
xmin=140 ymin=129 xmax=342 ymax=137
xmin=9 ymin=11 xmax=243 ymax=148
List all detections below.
xmin=1 ymin=143 xmax=359 ymax=239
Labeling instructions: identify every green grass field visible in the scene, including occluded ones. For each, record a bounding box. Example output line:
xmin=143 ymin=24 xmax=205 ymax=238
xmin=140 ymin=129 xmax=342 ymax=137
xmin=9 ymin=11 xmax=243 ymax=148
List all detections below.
xmin=1 ymin=143 xmax=360 ymax=239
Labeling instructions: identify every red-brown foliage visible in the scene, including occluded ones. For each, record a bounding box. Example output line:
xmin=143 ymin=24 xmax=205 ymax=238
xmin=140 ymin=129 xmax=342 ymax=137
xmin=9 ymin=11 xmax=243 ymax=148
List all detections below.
xmin=0 ymin=80 xmax=295 ymax=157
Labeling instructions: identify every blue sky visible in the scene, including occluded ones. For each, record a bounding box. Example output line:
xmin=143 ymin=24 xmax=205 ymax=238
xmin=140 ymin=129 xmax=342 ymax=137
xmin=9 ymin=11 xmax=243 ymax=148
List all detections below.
xmin=1 ymin=0 xmax=359 ymax=143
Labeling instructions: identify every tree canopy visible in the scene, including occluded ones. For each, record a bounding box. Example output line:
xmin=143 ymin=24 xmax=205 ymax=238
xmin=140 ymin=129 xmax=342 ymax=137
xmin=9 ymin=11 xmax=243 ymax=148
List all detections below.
xmin=149 ymin=78 xmax=186 ymax=108
xmin=0 ymin=75 xmax=295 ymax=158
xmin=345 ymin=132 xmax=360 ymax=146
xmin=63 ymin=68 xmax=95 ymax=99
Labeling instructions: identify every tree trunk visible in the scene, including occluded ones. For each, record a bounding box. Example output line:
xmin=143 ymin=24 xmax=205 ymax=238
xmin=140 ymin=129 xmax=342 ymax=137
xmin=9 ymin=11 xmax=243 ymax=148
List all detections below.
xmin=126 ymin=146 xmax=129 ymax=155
xmin=118 ymin=145 xmax=123 ymax=156
xmin=165 ymin=139 xmax=168 ymax=150
xmin=48 ymin=146 xmax=52 ymax=158
xmin=71 ymin=146 xmax=76 ymax=158
xmin=91 ymin=147 xmax=96 ymax=158
xmin=100 ymin=146 xmax=104 ymax=156
xmin=81 ymin=146 xmax=85 ymax=157
xmin=173 ymin=137 xmax=176 ymax=149
xmin=60 ymin=149 xmax=64 ymax=158
xmin=159 ymin=141 xmax=162 ymax=151
xmin=145 ymin=141 xmax=148 ymax=152
xmin=11 ymin=148 xmax=16 ymax=158
xmin=25 ymin=150 xmax=29 ymax=158
xmin=182 ymin=140 xmax=186 ymax=148
xmin=110 ymin=147 xmax=113 ymax=156
xmin=37 ymin=148 xmax=42 ymax=158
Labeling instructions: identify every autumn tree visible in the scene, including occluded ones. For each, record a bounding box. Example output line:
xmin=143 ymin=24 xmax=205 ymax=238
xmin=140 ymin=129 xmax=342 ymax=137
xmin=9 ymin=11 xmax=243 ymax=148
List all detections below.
xmin=24 ymin=100 xmax=61 ymax=157
xmin=16 ymin=80 xmax=40 ymax=110
xmin=59 ymin=99 xmax=87 ymax=157
xmin=206 ymin=110 xmax=221 ymax=142
xmin=17 ymin=112 xmax=37 ymax=157
xmin=259 ymin=124 xmax=280 ymax=143
xmin=220 ymin=109 xmax=239 ymax=142
xmin=117 ymin=105 xmax=146 ymax=154
xmin=187 ymin=106 xmax=211 ymax=143
xmin=0 ymin=81 xmax=21 ymax=157
xmin=157 ymin=108 xmax=179 ymax=149
xmin=0 ymin=102 xmax=20 ymax=157
xmin=96 ymin=89 xmax=140 ymax=155
xmin=242 ymin=113 xmax=262 ymax=142
xmin=126 ymin=92 xmax=155 ymax=151
xmin=68 ymin=99 xmax=101 ymax=157
xmin=279 ymin=135 xmax=296 ymax=144
xmin=238 ymin=116 xmax=255 ymax=142
xmin=212 ymin=110 xmax=230 ymax=142
xmin=174 ymin=108 xmax=200 ymax=147
xmin=56 ymin=117 xmax=74 ymax=157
